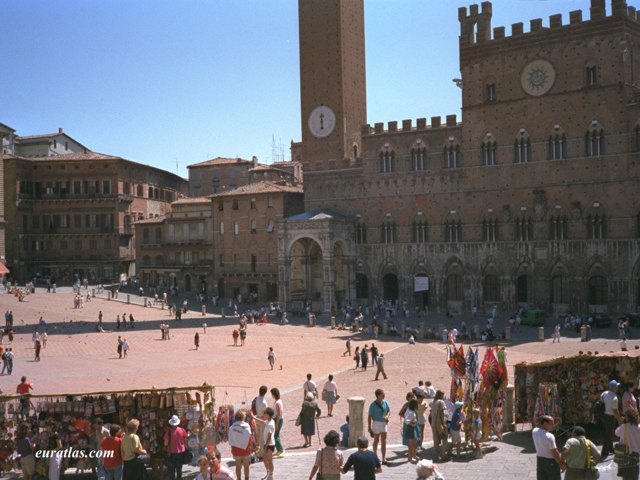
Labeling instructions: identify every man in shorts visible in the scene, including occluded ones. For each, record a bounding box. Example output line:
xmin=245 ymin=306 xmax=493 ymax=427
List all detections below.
xmin=367 ymin=389 xmax=391 ymax=465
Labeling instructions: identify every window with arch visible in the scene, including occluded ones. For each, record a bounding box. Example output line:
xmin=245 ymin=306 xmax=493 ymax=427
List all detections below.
xmin=142 ymin=228 xmax=150 ymax=244
xmin=380 ymin=219 xmax=396 ymax=244
xmin=485 ymin=83 xmax=496 ymax=102
xmin=250 ymin=219 xmax=257 ymax=234
xmin=483 ymin=275 xmax=500 ymax=302
xmin=483 ymin=219 xmax=498 ymax=242
xmin=587 ymin=214 xmax=606 ymax=239
xmin=549 ymin=133 xmax=566 ymax=160
xmin=586 ymin=65 xmax=597 ymax=86
xmin=411 ymin=147 xmax=426 ymax=171
xmin=136 ymin=185 xmax=144 ymax=197
xmin=379 ymin=150 xmax=395 ymax=173
xmin=514 ymin=136 xmax=531 ymax=163
xmin=482 ymin=141 xmax=497 ymax=166
xmin=154 ymin=227 xmax=162 ymax=244
xmin=550 ymin=215 xmax=568 ymax=241
xmin=413 ymin=218 xmax=428 ymax=243
xmin=585 ymin=128 xmax=604 ymax=156
xmin=588 ymin=275 xmax=607 ymax=305
xmin=233 ymin=222 xmax=239 ymax=235
xmin=444 ymin=220 xmax=462 ymax=243
xmin=443 ymin=144 xmax=460 ymax=168
xmin=356 ymin=222 xmax=367 ymax=244
xmin=515 ymin=217 xmax=533 ymax=242
xmin=551 ymin=274 xmax=568 ymax=304
xmin=446 ymin=274 xmax=463 ymax=301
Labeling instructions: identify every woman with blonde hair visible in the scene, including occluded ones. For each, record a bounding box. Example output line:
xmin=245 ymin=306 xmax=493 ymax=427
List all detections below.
xmin=615 ymin=409 xmax=640 ymax=480
xmin=121 ymin=419 xmax=148 ymax=479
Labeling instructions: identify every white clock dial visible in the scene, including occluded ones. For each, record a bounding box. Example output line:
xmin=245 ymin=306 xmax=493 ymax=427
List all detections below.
xmin=521 ymin=59 xmax=556 ymax=97
xmin=308 ymin=105 xmax=336 ymax=138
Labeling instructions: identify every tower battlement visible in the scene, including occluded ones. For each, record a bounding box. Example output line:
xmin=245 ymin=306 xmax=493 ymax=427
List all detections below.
xmin=459 ymin=0 xmax=638 ymax=48
xmin=361 ymin=115 xmax=461 ymax=137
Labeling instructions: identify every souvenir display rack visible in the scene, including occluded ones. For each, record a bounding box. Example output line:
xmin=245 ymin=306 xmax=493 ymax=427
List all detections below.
xmin=515 ymin=352 xmax=640 ymax=426
xmin=0 ymin=384 xmax=215 ymax=480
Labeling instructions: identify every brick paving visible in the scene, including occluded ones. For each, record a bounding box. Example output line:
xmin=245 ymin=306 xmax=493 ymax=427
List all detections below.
xmin=0 ymin=287 xmax=634 ymax=479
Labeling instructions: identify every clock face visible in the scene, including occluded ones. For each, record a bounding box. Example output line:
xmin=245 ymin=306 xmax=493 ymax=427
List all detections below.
xmin=308 ymin=105 xmax=336 ymax=138
xmin=521 ymin=60 xmax=556 ymax=97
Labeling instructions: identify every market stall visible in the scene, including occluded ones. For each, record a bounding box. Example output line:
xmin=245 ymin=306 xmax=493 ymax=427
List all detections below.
xmin=0 ymin=384 xmax=215 ymax=479
xmin=514 ymin=352 xmax=640 ymax=427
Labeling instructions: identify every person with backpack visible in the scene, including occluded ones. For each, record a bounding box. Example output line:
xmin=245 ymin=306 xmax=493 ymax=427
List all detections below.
xmin=600 ymin=380 xmax=622 ymax=459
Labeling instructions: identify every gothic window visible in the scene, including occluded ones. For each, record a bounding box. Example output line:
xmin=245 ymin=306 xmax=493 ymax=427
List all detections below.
xmin=587 ymin=214 xmax=606 ymax=239
xmin=588 ymin=276 xmax=607 ymax=305
xmin=483 ymin=275 xmax=500 ymax=302
xmin=154 ymin=228 xmax=162 ymax=244
xmin=482 ymin=141 xmax=497 ymax=166
xmin=142 ymin=228 xmax=150 ymax=244
xmin=446 ymin=274 xmax=463 ymax=301
xmin=444 ymin=220 xmax=462 ymax=243
xmin=356 ymin=222 xmax=367 ymax=244
xmin=483 ymin=219 xmax=498 ymax=242
xmin=549 ymin=134 xmax=566 ymax=160
xmin=379 ymin=150 xmax=395 ymax=173
xmin=443 ymin=144 xmax=460 ymax=168
xmin=514 ymin=136 xmax=531 ymax=163
xmin=585 ymin=128 xmax=604 ymax=156
xmin=551 ymin=275 xmax=568 ymax=304
xmin=380 ymin=219 xmax=396 ymax=244
xmin=411 ymin=147 xmax=426 ymax=171
xmin=413 ymin=219 xmax=428 ymax=243
xmin=549 ymin=215 xmax=568 ymax=241
xmin=515 ymin=217 xmax=533 ymax=242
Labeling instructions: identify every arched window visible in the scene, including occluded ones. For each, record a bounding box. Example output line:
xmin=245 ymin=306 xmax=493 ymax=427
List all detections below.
xmin=380 ymin=217 xmax=396 ymax=244
xmin=446 ymin=274 xmax=463 ymax=301
xmin=411 ymin=147 xmax=426 ymax=171
xmin=444 ymin=220 xmax=462 ymax=243
xmin=585 ymin=128 xmax=604 ymax=156
xmin=551 ymin=275 xmax=568 ymax=304
xmin=587 ymin=214 xmax=606 ymax=239
xmin=250 ymin=219 xmax=257 ymax=234
xmin=356 ymin=222 xmax=367 ymax=244
xmin=514 ymin=135 xmax=531 ymax=163
xmin=412 ymin=216 xmax=427 ymax=243
xmin=483 ymin=218 xmax=498 ymax=242
xmin=515 ymin=217 xmax=533 ymax=242
xmin=154 ymin=227 xmax=162 ymax=244
xmin=142 ymin=228 xmax=150 ymax=244
xmin=549 ymin=133 xmax=566 ymax=160
xmin=588 ymin=276 xmax=607 ymax=305
xmin=379 ymin=149 xmax=395 ymax=173
xmin=482 ymin=141 xmax=497 ymax=166
xmin=443 ymin=143 xmax=460 ymax=168
xmin=549 ymin=215 xmax=567 ymax=241
xmin=136 ymin=185 xmax=143 ymax=197
xmin=483 ymin=275 xmax=500 ymax=302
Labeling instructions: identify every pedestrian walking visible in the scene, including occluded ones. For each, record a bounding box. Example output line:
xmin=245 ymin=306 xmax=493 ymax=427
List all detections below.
xmin=370 ymin=343 xmax=379 ymax=365
xmin=367 ymin=389 xmax=390 ymax=465
xmin=342 ymin=436 xmax=382 ymax=479
xmin=42 ymin=332 xmax=47 ymax=348
xmin=271 ymin=388 xmax=285 ymax=457
xmin=117 ymin=336 xmax=123 ymax=359
xmin=129 ymin=314 xmax=135 ymax=329
xmin=322 ymin=374 xmax=339 ymax=417
xmin=122 ymin=338 xmax=129 ymax=358
xmin=268 ymin=347 xmax=276 ymax=370
xmin=374 ymin=353 xmax=388 ymax=380
xmin=34 ymin=340 xmax=41 ymax=362
xmin=600 ymin=379 xmax=621 ymax=459
xmin=116 ymin=315 xmax=121 ymax=330
xmin=194 ymin=333 xmax=200 ymax=351
xmin=560 ymin=426 xmax=600 ymax=479
xmin=354 ymin=346 xmax=360 ymax=369
xmin=344 ymin=338 xmax=352 ymax=357
xmin=361 ymin=344 xmax=369 ymax=371
xmin=532 ymin=415 xmax=561 ymax=480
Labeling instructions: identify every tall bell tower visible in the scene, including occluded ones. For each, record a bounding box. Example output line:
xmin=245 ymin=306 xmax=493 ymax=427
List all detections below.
xmin=298 ymin=0 xmax=367 ymax=173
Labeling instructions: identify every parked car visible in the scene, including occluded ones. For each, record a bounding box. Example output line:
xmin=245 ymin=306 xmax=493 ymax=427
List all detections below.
xmin=520 ymin=309 xmax=546 ymax=326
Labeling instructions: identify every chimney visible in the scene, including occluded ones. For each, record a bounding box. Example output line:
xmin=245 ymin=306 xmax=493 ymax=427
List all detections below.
xmin=58 ymin=128 xmax=63 ymax=134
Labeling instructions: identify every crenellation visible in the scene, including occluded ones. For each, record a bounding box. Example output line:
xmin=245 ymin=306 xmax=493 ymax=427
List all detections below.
xmin=590 ymin=0 xmax=606 ymax=20
xmin=388 ymin=121 xmax=398 ymax=132
xmin=417 ymin=118 xmax=427 ymax=129
xmin=512 ymin=22 xmax=524 ymax=36
xmin=446 ymin=114 xmax=457 ymax=127
xmin=470 ymin=4 xmax=479 ymax=16
xmin=402 ymin=119 xmax=412 ymax=131
xmin=374 ymin=122 xmax=384 ymax=134
xmin=360 ymin=115 xmax=467 ymax=136
xmin=569 ymin=10 xmax=583 ymax=24
xmin=549 ymin=14 xmax=563 ymax=29
xmin=493 ymin=26 xmax=505 ymax=39
xmin=629 ymin=6 xmax=637 ymax=20
xmin=430 ymin=117 xmax=441 ymax=128
xmin=612 ymin=0 xmax=628 ymax=17
xmin=530 ymin=18 xmax=543 ymax=32
xmin=361 ymin=124 xmax=371 ymax=136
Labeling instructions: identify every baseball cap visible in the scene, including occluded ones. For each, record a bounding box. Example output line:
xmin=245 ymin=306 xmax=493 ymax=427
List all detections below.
xmin=609 ymin=380 xmax=620 ymax=389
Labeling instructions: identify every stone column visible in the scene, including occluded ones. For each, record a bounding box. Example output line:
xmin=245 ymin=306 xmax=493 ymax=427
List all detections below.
xmin=331 ymin=316 xmax=336 ymax=328
xmin=127 ymin=294 xmax=130 ymax=304
xmin=202 ymin=305 xmax=206 ymax=316
xmin=221 ymin=307 xmax=225 ymax=319
xmin=400 ymin=320 xmax=406 ymax=338
xmin=348 ymin=396 xmax=366 ymax=448
xmin=505 ymin=326 xmax=511 ymax=340
xmin=504 ymin=384 xmax=515 ymax=432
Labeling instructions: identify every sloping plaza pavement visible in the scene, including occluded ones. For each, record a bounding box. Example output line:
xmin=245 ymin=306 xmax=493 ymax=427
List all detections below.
xmin=0 ymin=287 xmax=634 ymax=478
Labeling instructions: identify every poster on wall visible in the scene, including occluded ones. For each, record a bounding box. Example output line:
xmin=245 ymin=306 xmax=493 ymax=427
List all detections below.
xmin=414 ymin=276 xmax=429 ymax=292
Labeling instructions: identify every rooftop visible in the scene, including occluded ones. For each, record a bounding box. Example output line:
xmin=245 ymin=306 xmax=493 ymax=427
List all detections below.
xmin=209 ymin=181 xmax=303 ymax=197
xmin=188 ymin=156 xmax=256 ymax=168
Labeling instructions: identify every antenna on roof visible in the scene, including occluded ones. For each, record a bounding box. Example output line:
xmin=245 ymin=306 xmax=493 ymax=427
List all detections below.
xmin=271 ymin=134 xmax=285 ymax=163
xmin=175 ymin=157 xmax=178 ymax=174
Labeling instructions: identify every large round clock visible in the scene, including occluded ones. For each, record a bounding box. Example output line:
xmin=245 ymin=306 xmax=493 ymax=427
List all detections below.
xmin=308 ymin=105 xmax=336 ymax=138
xmin=521 ymin=59 xmax=556 ymax=97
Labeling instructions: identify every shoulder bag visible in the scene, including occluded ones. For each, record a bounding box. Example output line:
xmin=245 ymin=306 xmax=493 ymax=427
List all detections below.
xmin=316 ymin=448 xmax=324 ymax=480
xmin=585 ymin=438 xmax=600 ymax=480
xmin=614 ymin=424 xmax=639 ymax=468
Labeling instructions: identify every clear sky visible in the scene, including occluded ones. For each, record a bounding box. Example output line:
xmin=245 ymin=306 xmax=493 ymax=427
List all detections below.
xmin=2 ymin=0 xmax=588 ymax=177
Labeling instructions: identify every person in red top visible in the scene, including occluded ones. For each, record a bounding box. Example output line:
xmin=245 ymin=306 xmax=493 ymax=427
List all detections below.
xmin=100 ymin=424 xmax=123 ymax=480
xmin=228 ymin=410 xmax=253 ymax=480
xmin=16 ymin=376 xmax=33 ymax=418
xmin=164 ymin=415 xmax=188 ymax=480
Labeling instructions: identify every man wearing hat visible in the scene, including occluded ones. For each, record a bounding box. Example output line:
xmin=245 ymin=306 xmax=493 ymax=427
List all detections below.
xmin=532 ymin=415 xmax=561 ymax=480
xmin=600 ymin=380 xmax=622 ymax=459
xmin=164 ymin=414 xmax=188 ymax=480
xmin=447 ymin=401 xmax=465 ymax=457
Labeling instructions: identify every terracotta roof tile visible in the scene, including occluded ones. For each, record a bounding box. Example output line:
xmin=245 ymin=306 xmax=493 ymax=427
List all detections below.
xmin=132 ymin=216 xmax=166 ymax=225
xmin=209 ymin=181 xmax=303 ymax=197
xmin=188 ymin=157 xmax=255 ymax=168
xmin=171 ymin=197 xmax=211 ymax=205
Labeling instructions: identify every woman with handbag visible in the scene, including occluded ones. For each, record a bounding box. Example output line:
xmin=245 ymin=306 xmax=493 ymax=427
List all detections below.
xmin=560 ymin=426 xmax=601 ymax=480
xmin=121 ymin=419 xmax=149 ymax=480
xmin=322 ymin=375 xmax=339 ymax=417
xmin=308 ymin=430 xmax=344 ymax=480
xmin=615 ymin=409 xmax=640 ymax=480
xmin=300 ymin=392 xmax=322 ymax=447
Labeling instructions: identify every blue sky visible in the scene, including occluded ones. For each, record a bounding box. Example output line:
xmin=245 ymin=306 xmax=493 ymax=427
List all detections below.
xmin=2 ymin=0 xmax=587 ymax=177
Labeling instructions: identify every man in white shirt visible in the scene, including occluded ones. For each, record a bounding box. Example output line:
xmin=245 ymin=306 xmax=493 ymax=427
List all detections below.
xmin=532 ymin=415 xmax=561 ymax=480
xmin=303 ymin=373 xmax=318 ymax=399
xmin=601 ymin=379 xmax=621 ymax=458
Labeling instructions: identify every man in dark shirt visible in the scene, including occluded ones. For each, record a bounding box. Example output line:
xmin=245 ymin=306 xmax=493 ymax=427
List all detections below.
xmin=343 ymin=436 xmax=382 ymax=480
